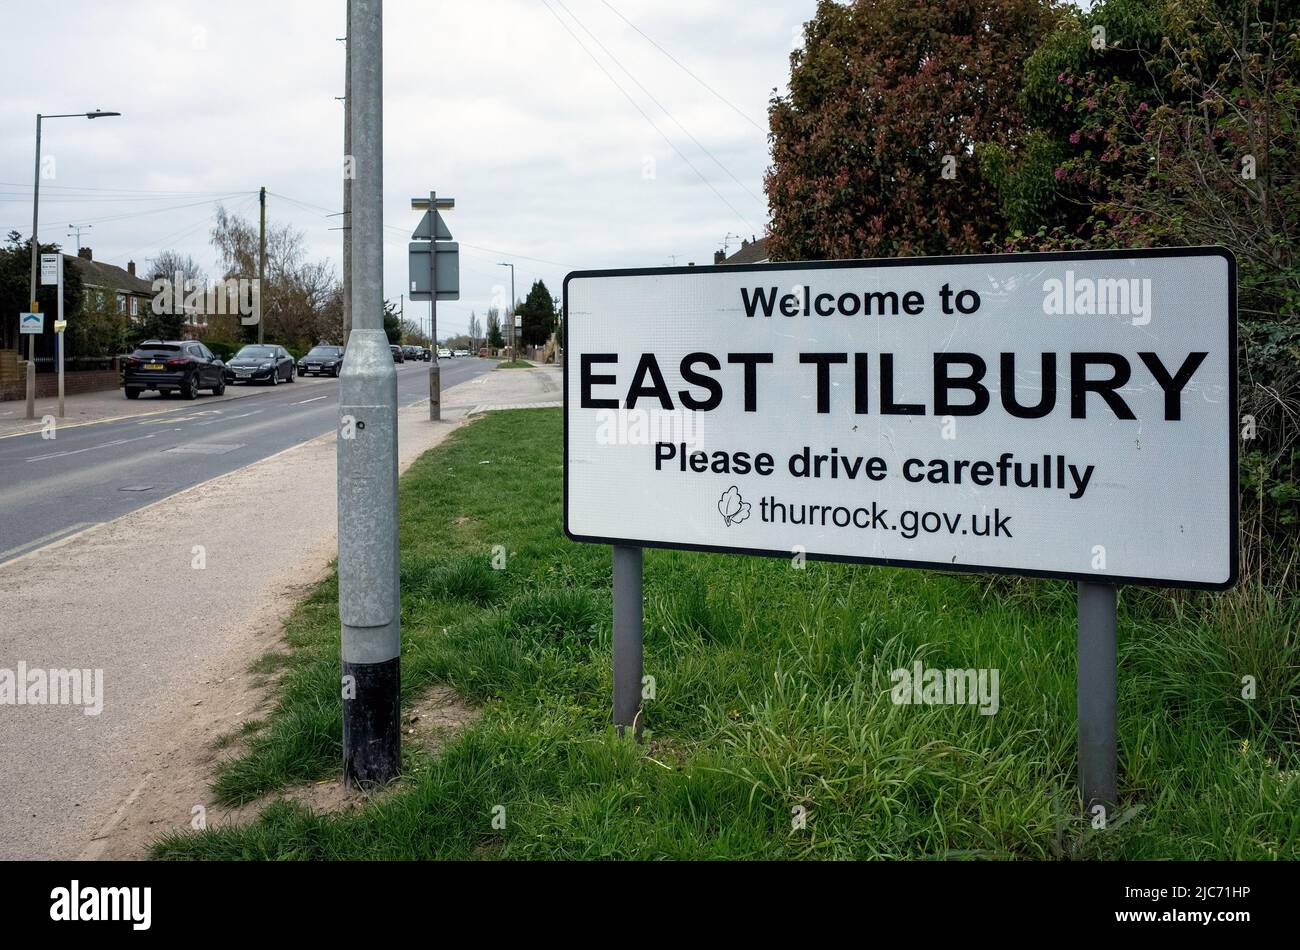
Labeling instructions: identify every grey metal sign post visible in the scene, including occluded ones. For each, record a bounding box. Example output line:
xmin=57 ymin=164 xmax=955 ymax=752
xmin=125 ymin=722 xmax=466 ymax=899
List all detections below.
xmin=612 ymin=545 xmax=643 ymax=740
xmin=410 ymin=193 xmax=457 ymax=421
xmin=1077 ymin=581 xmax=1118 ymax=815
xmin=337 ymin=0 xmax=400 ymax=789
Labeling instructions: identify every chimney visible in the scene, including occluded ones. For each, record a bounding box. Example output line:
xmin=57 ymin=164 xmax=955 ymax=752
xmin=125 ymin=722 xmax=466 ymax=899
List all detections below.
xmin=127 ymin=260 xmax=136 ymax=277
xmin=714 ymin=249 xmax=725 ymax=265
xmin=78 ymin=247 xmax=92 ymax=261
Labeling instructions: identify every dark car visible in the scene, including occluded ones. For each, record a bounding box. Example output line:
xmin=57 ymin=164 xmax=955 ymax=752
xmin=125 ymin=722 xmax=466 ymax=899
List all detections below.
xmin=223 ymin=345 xmax=296 ymax=385
xmin=390 ymin=344 xmax=404 ymax=363
xmin=298 ymin=345 xmax=345 ymax=377
xmin=123 ymin=340 xmax=226 ymax=400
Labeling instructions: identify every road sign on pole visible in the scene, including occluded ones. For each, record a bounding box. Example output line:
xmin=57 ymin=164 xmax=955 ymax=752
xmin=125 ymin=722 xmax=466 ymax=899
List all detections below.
xmin=40 ymin=253 xmax=59 ymax=286
xmin=564 ymin=247 xmax=1237 ymax=805
xmin=409 ymin=192 xmax=458 ymax=421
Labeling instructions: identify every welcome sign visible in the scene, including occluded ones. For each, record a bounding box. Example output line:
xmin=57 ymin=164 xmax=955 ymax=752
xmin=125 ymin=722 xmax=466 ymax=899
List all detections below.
xmin=563 ymin=248 xmax=1237 ymax=589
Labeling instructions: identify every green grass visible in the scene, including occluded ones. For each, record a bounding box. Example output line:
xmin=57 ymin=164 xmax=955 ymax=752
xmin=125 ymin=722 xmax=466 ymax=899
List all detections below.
xmin=495 ymin=359 xmax=533 ymax=369
xmin=154 ymin=408 xmax=1300 ymax=860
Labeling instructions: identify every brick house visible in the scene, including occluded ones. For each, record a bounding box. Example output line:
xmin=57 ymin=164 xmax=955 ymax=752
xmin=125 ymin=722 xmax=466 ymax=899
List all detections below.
xmin=0 ymin=248 xmax=156 ymax=400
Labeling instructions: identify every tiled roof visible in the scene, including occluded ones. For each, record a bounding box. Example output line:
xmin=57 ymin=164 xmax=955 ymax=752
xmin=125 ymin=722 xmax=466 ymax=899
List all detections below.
xmin=721 ymin=237 xmax=768 ymax=265
xmin=67 ymin=255 xmax=154 ymax=296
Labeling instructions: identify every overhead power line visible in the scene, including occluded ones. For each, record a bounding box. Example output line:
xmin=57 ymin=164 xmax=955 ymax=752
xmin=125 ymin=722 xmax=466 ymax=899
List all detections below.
xmin=600 ymin=0 xmax=765 ymax=132
xmin=554 ymin=0 xmax=764 ymax=207
xmin=540 ymin=0 xmax=758 ymax=233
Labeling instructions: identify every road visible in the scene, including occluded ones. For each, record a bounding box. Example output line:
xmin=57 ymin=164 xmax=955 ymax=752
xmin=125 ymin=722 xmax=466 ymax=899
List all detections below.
xmin=0 ymin=358 xmax=495 ymax=565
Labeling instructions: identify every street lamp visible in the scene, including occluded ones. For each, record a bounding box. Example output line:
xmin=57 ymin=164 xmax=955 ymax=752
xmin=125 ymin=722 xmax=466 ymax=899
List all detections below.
xmin=497 ymin=261 xmax=515 ymax=359
xmin=25 ymin=109 xmax=121 ymax=418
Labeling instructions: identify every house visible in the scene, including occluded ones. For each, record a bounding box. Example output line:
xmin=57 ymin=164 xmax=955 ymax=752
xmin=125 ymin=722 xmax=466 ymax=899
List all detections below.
xmin=67 ymin=247 xmax=155 ymax=321
xmin=714 ymin=235 xmax=769 ymax=265
xmin=0 ymin=248 xmax=158 ymax=399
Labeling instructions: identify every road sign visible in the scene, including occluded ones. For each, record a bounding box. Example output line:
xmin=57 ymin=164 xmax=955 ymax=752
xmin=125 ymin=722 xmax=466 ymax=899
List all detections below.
xmin=514 ymin=314 xmax=522 ymax=329
xmin=564 ymin=247 xmax=1236 ymax=590
xmin=19 ymin=312 xmax=43 ymax=335
xmin=407 ymin=242 xmax=459 ymax=301
xmin=40 ymin=254 xmax=60 ymax=286
xmin=411 ymin=208 xmax=453 ymax=241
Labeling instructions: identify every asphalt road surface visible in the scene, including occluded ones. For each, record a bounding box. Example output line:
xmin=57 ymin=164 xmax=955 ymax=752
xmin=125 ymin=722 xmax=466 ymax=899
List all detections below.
xmin=0 ymin=358 xmax=495 ymax=565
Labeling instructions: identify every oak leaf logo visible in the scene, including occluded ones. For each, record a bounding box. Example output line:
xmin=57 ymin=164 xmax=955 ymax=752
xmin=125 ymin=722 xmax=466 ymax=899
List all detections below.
xmin=718 ymin=486 xmax=751 ymax=526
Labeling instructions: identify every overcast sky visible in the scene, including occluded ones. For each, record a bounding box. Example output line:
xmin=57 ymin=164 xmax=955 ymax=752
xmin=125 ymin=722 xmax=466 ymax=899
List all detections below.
xmin=2 ymin=0 xmax=805 ymax=339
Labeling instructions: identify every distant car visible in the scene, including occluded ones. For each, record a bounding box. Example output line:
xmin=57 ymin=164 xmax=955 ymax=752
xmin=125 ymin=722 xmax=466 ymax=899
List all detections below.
xmin=124 ymin=340 xmax=226 ymax=400
xmin=478 ymin=347 xmax=488 ymax=358
xmin=390 ymin=344 xmax=404 ymax=363
xmin=224 ymin=345 xmax=296 ymax=385
xmin=453 ymin=348 xmax=470 ymax=358
xmin=298 ymin=345 xmax=344 ymax=377
xmin=437 ymin=347 xmax=451 ymax=359
xmin=418 ymin=347 xmax=432 ymax=361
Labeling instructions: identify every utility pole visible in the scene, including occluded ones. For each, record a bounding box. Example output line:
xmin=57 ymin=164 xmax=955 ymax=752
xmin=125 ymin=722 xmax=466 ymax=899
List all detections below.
xmin=258 ymin=186 xmax=267 ymax=344
xmin=341 ymin=9 xmax=352 ymax=342
xmin=337 ymin=0 xmax=399 ymax=789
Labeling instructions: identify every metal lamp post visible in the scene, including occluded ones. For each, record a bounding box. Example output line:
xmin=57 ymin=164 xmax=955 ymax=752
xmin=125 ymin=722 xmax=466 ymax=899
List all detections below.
xmin=497 ymin=261 xmax=515 ymax=359
xmin=25 ymin=110 xmax=121 ymax=419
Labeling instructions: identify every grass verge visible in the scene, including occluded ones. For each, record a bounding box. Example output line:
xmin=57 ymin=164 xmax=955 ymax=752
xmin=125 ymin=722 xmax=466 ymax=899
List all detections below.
xmin=154 ymin=408 xmax=1299 ymax=859
xmin=496 ymin=359 xmax=533 ymax=369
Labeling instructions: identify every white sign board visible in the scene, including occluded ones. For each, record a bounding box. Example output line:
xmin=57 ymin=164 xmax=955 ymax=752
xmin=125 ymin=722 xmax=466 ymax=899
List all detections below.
xmin=19 ymin=312 xmax=44 ymax=334
xmin=40 ymin=254 xmax=60 ymax=286
xmin=564 ymin=249 xmax=1237 ymax=589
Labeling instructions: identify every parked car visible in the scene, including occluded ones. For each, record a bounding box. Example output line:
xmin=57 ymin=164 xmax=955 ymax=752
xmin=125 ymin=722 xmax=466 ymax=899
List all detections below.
xmin=478 ymin=347 xmax=488 ymax=358
xmin=417 ymin=347 xmax=432 ymax=361
xmin=124 ymin=340 xmax=226 ymax=400
xmin=437 ymin=347 xmax=451 ymax=359
xmin=298 ymin=345 xmax=345 ymax=377
xmin=402 ymin=345 xmax=423 ymax=362
xmin=223 ymin=345 xmax=296 ymax=385
xmin=453 ymin=348 xmax=470 ymax=358
xmin=390 ymin=344 xmax=404 ymax=363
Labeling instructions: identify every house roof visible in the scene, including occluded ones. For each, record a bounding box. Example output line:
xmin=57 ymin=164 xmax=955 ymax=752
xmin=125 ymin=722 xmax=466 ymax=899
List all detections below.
xmin=66 ymin=254 xmax=154 ymax=296
xmin=720 ymin=236 xmax=768 ymax=265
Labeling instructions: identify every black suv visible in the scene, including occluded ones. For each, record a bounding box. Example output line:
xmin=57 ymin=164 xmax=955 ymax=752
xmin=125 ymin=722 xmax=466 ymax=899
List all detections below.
xmin=123 ymin=340 xmax=226 ymax=400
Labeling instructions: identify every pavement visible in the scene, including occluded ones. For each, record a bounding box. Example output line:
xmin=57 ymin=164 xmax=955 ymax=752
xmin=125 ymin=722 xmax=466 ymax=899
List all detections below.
xmin=0 ymin=362 xmax=562 ymax=860
xmin=0 ymin=358 xmax=494 ymax=565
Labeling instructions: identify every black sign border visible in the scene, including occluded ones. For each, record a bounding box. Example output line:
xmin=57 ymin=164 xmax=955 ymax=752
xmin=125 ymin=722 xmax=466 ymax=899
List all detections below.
xmin=562 ymin=246 xmax=1238 ymax=591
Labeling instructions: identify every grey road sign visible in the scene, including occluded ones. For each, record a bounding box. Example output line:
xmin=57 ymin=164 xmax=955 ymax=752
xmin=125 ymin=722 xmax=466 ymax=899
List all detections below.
xmin=408 ymin=242 xmax=460 ymax=300
xmin=411 ymin=208 xmax=453 ymax=241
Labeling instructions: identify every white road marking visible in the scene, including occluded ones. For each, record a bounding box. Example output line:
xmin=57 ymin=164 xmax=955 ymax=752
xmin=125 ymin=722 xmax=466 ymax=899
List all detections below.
xmin=24 ymin=434 xmax=157 ymax=462
xmin=0 ymin=522 xmax=99 ymax=563
xmin=292 ymin=396 xmax=328 ymax=405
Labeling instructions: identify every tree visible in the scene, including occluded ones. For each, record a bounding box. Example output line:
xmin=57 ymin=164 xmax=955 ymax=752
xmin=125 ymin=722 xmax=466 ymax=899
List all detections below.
xmin=131 ymin=249 xmax=205 ymax=345
xmin=515 ymin=279 xmax=557 ymax=346
xmin=383 ymin=299 xmax=402 ymax=344
xmin=0 ymin=231 xmax=83 ymax=353
xmin=486 ymin=306 xmax=504 ymax=348
xmin=765 ymin=0 xmax=1054 ymax=261
xmin=401 ymin=317 xmax=430 ymax=346
xmin=467 ymin=311 xmax=482 ymax=348
xmin=209 ymin=203 xmax=342 ymax=351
